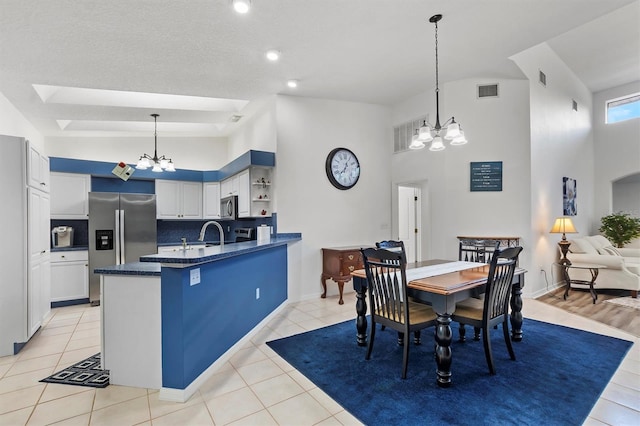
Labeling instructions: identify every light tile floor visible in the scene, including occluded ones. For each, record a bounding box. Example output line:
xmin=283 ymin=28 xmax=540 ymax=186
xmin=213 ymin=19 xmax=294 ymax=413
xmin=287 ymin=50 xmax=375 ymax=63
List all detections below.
xmin=0 ymin=293 xmax=638 ymax=425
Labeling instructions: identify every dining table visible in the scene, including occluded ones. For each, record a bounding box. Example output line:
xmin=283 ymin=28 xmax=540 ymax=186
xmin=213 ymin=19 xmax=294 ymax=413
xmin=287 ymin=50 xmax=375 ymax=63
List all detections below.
xmin=351 ymin=259 xmax=527 ymax=388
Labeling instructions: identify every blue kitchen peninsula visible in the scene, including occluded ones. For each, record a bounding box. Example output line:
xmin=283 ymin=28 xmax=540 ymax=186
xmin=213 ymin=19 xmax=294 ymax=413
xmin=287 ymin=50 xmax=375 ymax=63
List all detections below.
xmin=96 ymin=234 xmax=301 ymax=402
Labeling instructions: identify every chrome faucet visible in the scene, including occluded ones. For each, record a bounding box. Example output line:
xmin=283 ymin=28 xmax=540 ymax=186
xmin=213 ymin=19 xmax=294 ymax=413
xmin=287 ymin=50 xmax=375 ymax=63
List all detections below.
xmin=198 ymin=221 xmax=225 ymax=248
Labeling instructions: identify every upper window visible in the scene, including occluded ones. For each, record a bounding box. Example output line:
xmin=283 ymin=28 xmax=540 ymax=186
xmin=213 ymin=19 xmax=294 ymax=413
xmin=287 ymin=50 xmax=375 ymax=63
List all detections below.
xmin=606 ymin=93 xmax=640 ymax=124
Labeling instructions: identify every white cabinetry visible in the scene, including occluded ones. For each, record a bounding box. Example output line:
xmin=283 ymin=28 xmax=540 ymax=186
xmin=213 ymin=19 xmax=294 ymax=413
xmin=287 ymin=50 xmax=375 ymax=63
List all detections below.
xmin=50 ymin=251 xmax=88 ymax=302
xmin=237 ymin=169 xmax=250 ymax=218
xmin=156 ymin=180 xmax=202 ymax=219
xmin=0 ymin=136 xmax=51 ymax=356
xmin=27 ymin=141 xmax=50 ymax=192
xmin=50 ymin=172 xmax=91 ymax=219
xmin=220 ymin=175 xmax=239 ymax=197
xmin=203 ymin=182 xmax=221 ymax=219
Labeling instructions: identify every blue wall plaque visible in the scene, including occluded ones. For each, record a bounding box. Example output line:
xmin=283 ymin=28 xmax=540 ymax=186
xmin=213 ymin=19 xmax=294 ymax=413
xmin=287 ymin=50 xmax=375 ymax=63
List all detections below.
xmin=470 ymin=161 xmax=503 ymax=192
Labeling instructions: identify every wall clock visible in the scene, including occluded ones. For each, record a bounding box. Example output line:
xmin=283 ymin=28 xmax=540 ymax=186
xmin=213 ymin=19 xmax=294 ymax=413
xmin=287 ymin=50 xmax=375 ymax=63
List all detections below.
xmin=325 ymin=148 xmax=361 ymax=190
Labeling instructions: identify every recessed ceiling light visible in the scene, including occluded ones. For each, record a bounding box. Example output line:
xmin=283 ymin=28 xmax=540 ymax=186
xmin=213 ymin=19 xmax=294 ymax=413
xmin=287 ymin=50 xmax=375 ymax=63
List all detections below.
xmin=232 ymin=0 xmax=250 ymax=14
xmin=265 ymin=50 xmax=280 ymax=62
xmin=287 ymin=80 xmax=298 ymax=89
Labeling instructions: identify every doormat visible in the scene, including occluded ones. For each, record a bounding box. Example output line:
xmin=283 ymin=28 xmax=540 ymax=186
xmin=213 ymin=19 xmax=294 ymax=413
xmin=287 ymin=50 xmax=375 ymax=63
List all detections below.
xmin=40 ymin=353 xmax=109 ymax=388
xmin=604 ymin=296 xmax=640 ymax=311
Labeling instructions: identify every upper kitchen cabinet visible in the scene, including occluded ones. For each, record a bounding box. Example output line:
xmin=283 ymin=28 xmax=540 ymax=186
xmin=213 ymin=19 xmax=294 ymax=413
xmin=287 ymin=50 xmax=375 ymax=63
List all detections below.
xmin=220 ymin=174 xmax=239 ymax=197
xmin=156 ymin=180 xmax=202 ymax=219
xmin=203 ymin=182 xmax=221 ymax=219
xmin=237 ymin=169 xmax=250 ymax=218
xmin=27 ymin=140 xmax=50 ymax=192
xmin=50 ymin=172 xmax=91 ymax=219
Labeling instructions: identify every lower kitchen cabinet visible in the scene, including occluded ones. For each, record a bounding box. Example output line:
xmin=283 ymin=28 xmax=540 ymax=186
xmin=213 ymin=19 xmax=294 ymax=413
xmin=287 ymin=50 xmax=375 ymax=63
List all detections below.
xmin=50 ymin=251 xmax=89 ymax=304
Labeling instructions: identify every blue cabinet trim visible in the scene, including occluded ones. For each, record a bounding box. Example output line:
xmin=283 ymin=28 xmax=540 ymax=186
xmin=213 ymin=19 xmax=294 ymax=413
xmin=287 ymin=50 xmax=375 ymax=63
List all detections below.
xmin=50 ymin=150 xmax=275 ymax=183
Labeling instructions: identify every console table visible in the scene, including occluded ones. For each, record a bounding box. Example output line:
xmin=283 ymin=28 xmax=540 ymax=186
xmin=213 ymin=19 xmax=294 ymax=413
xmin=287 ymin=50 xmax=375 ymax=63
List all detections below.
xmin=457 ymin=236 xmax=520 ymax=248
xmin=321 ymin=246 xmax=369 ymax=304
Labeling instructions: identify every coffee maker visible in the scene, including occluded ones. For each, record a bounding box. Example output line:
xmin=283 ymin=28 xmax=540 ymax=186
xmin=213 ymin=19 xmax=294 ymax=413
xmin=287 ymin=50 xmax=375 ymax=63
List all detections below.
xmin=51 ymin=226 xmax=74 ymax=248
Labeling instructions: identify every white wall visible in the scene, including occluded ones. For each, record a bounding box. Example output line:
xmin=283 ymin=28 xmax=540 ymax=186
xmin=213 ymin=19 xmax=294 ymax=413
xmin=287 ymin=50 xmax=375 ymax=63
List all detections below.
xmin=613 ymin=180 xmax=640 ymax=217
xmin=275 ymin=95 xmax=392 ymax=301
xmin=593 ymin=81 xmax=640 ymax=225
xmin=0 ymin=92 xmax=44 ymax=151
xmin=227 ymin=97 xmax=277 ymax=161
xmin=45 ymin=136 xmax=229 ymax=171
xmin=511 ymin=43 xmax=595 ymax=295
xmin=390 ymin=78 xmax=532 ymax=282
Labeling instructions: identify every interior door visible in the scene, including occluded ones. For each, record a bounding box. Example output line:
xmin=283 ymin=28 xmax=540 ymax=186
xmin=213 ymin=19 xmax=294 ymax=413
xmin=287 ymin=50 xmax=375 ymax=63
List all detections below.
xmin=398 ymin=186 xmax=421 ymax=263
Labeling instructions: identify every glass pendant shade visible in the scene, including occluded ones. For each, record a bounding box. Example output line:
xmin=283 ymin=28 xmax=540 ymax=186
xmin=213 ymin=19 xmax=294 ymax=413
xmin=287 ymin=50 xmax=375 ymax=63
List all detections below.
xmin=418 ymin=122 xmax=433 ymax=142
xmin=409 ymin=130 xmax=425 ymax=150
xmin=444 ymin=122 xmax=461 ymax=140
xmin=429 ymin=136 xmax=445 ymax=151
xmin=152 ymin=163 xmax=163 ymax=172
xmin=136 ymin=114 xmax=176 ymax=172
xmin=450 ymin=131 xmax=468 ymax=146
xmin=136 ymin=157 xmax=150 ymax=169
xmin=165 ymin=161 xmax=176 ymax=172
xmin=159 ymin=158 xmax=169 ymax=169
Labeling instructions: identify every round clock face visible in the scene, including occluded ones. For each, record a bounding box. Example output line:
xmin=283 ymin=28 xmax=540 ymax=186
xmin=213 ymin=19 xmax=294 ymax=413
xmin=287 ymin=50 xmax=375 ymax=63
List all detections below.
xmin=325 ymin=148 xmax=360 ymax=190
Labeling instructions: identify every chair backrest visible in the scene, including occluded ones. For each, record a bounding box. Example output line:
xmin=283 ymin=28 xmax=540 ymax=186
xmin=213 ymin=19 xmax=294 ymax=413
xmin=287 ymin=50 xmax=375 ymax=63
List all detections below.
xmin=459 ymin=239 xmax=500 ymax=263
xmin=361 ymin=247 xmax=409 ymax=325
xmin=483 ymin=246 xmax=523 ymax=322
xmin=375 ymin=240 xmax=407 ymax=265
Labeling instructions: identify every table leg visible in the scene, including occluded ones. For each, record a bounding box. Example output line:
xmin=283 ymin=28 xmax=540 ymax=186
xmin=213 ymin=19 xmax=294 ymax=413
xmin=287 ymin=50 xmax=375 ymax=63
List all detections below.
xmin=561 ymin=266 xmax=571 ymax=300
xmin=435 ymin=313 xmax=452 ymax=387
xmin=355 ymin=283 xmax=368 ymax=346
xmin=588 ymin=268 xmax=599 ymax=304
xmin=510 ymin=277 xmax=524 ymax=342
xmin=320 ymin=274 xmax=328 ymax=299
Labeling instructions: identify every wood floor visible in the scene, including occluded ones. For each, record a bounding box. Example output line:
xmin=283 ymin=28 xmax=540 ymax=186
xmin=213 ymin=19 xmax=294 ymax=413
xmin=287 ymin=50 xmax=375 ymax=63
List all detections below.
xmin=536 ymin=287 xmax=640 ymax=337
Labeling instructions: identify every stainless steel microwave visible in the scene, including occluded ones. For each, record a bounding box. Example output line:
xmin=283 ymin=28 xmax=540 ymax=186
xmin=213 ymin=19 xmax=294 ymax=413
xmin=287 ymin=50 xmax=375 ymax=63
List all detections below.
xmin=220 ymin=195 xmax=238 ymax=219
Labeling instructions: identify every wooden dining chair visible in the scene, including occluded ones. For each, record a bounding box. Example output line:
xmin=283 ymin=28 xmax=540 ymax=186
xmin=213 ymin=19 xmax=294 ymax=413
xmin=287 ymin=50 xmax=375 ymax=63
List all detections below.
xmin=452 ymin=246 xmax=523 ymax=375
xmin=375 ymin=240 xmax=406 ymax=260
xmin=458 ymin=239 xmax=500 ymax=263
xmin=361 ymin=247 xmax=437 ymax=379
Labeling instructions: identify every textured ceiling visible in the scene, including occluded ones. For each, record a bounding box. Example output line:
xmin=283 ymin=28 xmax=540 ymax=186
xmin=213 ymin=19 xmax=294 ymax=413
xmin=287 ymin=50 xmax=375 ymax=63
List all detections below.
xmin=0 ymin=0 xmax=638 ymax=138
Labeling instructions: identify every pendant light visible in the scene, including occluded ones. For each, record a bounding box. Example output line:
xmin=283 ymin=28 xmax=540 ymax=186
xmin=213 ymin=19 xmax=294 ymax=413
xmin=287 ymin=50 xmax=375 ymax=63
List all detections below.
xmin=136 ymin=114 xmax=175 ymax=172
xmin=410 ymin=14 xmax=469 ymax=151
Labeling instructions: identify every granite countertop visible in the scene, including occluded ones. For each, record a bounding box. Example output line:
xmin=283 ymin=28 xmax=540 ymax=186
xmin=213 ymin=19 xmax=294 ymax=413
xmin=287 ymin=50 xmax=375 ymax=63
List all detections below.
xmin=51 ymin=246 xmax=89 ymax=252
xmin=141 ymin=234 xmax=301 ymax=265
xmin=94 ymin=233 xmax=301 ymax=275
xmin=94 ymin=262 xmax=161 ymax=276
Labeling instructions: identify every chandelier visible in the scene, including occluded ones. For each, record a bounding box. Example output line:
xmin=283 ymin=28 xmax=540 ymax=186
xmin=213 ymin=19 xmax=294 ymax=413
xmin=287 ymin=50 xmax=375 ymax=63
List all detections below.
xmin=136 ymin=114 xmax=175 ymax=172
xmin=410 ymin=14 xmax=468 ymax=151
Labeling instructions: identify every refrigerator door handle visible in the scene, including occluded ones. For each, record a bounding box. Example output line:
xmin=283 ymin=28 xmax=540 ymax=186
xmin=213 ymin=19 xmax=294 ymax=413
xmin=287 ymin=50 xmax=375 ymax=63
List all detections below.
xmin=115 ymin=210 xmax=121 ymax=265
xmin=119 ymin=209 xmax=126 ymax=263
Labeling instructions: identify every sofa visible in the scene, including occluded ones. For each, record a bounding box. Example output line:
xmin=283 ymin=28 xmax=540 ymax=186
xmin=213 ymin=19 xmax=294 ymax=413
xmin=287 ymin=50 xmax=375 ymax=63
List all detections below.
xmin=565 ymin=235 xmax=640 ymax=297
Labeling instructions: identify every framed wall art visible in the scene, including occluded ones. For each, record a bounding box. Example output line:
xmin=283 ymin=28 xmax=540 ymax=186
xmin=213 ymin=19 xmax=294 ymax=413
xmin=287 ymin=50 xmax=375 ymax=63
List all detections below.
xmin=563 ymin=177 xmax=577 ymax=216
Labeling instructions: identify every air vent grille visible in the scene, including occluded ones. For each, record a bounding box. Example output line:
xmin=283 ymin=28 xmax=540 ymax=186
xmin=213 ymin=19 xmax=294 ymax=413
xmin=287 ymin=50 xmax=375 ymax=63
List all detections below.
xmin=478 ymin=84 xmax=499 ymax=98
xmin=393 ymin=115 xmax=427 ymax=153
xmin=539 ymin=70 xmax=547 ymax=86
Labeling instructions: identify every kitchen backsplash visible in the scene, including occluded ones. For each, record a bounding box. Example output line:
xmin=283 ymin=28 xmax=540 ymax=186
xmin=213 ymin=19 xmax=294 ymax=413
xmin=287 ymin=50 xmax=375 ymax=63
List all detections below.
xmin=51 ymin=214 xmax=276 ymax=248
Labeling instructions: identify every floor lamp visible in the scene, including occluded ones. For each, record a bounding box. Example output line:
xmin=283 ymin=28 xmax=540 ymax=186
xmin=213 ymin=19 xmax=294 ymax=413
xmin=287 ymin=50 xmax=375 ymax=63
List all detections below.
xmin=550 ymin=217 xmax=578 ymax=265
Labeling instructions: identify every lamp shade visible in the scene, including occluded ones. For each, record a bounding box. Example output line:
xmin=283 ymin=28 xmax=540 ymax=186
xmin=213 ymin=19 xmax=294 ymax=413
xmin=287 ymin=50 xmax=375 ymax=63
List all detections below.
xmin=550 ymin=217 xmax=578 ymax=235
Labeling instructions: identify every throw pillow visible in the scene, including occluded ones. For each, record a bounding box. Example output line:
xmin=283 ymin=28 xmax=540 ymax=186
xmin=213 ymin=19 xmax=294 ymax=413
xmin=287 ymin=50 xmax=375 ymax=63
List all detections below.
xmin=600 ymin=246 xmax=621 ymax=256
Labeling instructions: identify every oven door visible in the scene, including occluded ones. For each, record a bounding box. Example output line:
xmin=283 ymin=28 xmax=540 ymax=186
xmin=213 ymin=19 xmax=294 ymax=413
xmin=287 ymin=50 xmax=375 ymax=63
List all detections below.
xmin=220 ymin=196 xmax=237 ymax=219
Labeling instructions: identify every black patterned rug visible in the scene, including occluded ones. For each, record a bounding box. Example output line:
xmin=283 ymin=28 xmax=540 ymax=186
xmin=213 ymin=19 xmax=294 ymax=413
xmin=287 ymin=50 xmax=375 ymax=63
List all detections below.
xmin=40 ymin=353 xmax=109 ymax=388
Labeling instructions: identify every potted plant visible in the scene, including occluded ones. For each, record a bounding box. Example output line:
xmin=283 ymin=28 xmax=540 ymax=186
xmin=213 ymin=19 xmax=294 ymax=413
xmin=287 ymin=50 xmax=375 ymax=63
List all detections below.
xmin=599 ymin=212 xmax=640 ymax=248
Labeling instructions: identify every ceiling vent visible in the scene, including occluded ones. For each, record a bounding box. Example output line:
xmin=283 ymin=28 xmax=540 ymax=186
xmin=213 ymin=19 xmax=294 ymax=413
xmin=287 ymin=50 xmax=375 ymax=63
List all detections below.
xmin=539 ymin=70 xmax=547 ymax=87
xmin=229 ymin=115 xmax=243 ymax=122
xmin=477 ymin=84 xmax=499 ymax=98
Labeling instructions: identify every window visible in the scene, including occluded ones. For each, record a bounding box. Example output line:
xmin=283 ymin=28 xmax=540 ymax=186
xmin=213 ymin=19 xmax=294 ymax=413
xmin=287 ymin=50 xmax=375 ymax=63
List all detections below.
xmin=606 ymin=93 xmax=640 ymax=123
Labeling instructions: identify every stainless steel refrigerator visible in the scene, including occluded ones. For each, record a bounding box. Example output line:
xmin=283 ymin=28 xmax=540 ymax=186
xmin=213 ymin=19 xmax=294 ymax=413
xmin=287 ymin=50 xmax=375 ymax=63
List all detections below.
xmin=88 ymin=192 xmax=157 ymax=305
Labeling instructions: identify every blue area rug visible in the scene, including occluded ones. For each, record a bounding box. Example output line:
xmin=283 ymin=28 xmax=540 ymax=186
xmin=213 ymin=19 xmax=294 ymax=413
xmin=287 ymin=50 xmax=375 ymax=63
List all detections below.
xmin=267 ymin=318 xmax=632 ymax=426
